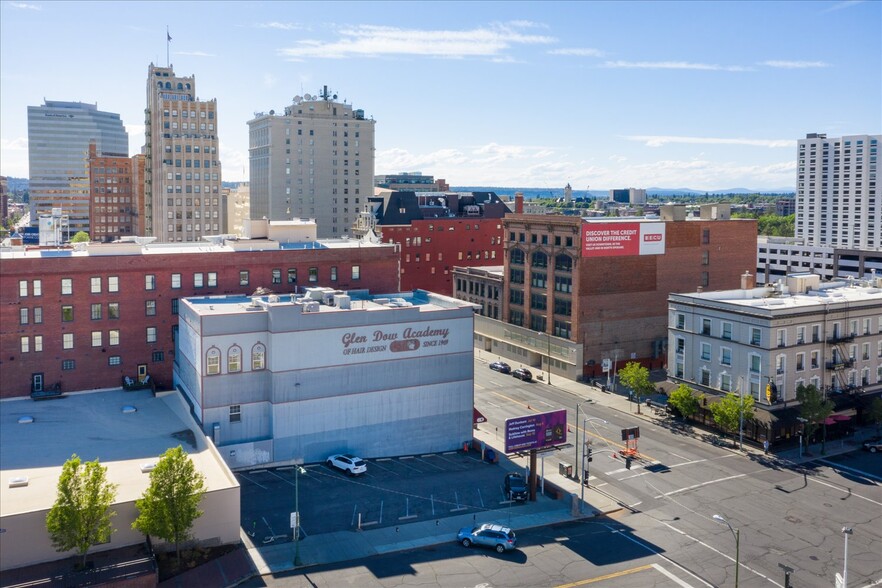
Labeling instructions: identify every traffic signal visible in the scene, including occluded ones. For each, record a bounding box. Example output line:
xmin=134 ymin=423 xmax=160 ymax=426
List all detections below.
xmin=586 ymin=448 xmax=593 ymax=463
xmin=625 ymin=456 xmax=632 ymax=470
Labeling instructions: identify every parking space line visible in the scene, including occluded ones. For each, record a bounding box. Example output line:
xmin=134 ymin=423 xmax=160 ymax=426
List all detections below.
xmin=416 ymin=457 xmax=446 ymax=471
xmin=443 ymin=451 xmax=458 ymax=455
xmin=277 ymin=466 xmax=294 ymax=471
xmin=400 ymin=455 xmax=414 ymax=460
xmin=237 ymin=473 xmax=268 ymax=490
xmin=248 ymin=469 xmax=267 ymax=474
xmin=392 ymin=458 xmax=423 ymax=473
xmin=368 ymin=460 xmax=402 ymax=476
xmin=268 ymin=470 xmax=296 ymax=487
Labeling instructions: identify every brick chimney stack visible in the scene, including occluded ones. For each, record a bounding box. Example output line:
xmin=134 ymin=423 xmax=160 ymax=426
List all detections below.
xmin=514 ymin=192 xmax=524 ymax=214
xmin=741 ymin=271 xmax=756 ymax=290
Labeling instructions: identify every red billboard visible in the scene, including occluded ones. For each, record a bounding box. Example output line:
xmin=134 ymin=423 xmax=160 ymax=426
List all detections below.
xmin=582 ymin=222 xmax=666 ymax=258
xmin=504 ymin=409 xmax=568 ymax=453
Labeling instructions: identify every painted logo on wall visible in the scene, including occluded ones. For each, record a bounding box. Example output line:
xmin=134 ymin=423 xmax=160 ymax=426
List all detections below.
xmin=582 ymin=222 xmax=666 ymax=257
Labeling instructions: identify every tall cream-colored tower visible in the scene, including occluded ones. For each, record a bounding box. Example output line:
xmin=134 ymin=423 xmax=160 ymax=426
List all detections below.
xmin=248 ymin=87 xmax=375 ymax=238
xmin=144 ymin=64 xmax=222 ymax=241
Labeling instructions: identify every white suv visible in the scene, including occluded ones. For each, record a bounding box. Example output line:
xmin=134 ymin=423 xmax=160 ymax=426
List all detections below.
xmin=326 ymin=454 xmax=367 ymax=475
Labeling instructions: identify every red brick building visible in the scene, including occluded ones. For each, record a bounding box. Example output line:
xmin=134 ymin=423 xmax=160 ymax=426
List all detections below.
xmin=476 ymin=204 xmax=759 ymax=380
xmin=370 ymin=190 xmax=510 ymax=295
xmin=88 ymin=142 xmax=135 ymax=242
xmin=1 ymin=235 xmax=399 ymax=399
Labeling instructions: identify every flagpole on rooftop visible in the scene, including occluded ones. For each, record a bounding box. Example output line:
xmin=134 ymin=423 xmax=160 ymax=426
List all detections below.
xmin=166 ymin=26 xmax=171 ymax=67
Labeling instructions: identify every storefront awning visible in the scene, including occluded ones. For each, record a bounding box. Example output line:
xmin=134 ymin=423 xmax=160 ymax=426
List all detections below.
xmin=473 ymin=407 xmax=487 ymax=425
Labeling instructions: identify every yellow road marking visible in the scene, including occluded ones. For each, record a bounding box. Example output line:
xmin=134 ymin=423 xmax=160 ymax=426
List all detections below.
xmin=486 ymin=389 xmax=657 ymax=462
xmin=554 ymin=564 xmax=654 ymax=587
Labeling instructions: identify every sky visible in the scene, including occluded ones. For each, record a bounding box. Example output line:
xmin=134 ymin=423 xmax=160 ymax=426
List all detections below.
xmin=1 ymin=1 xmax=880 ymax=191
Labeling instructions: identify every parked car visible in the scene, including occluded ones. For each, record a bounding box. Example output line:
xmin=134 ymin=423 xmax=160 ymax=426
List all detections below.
xmin=489 ymin=361 xmax=511 ymax=374
xmin=326 ymin=454 xmax=367 ymax=475
xmin=862 ymin=436 xmax=882 ymax=453
xmin=503 ymin=472 xmax=527 ymax=501
xmin=457 ymin=523 xmax=517 ymax=553
xmin=512 ymin=368 xmax=533 ymax=381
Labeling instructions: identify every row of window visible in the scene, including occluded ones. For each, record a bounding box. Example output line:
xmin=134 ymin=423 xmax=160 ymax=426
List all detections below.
xmin=675 ymin=314 xmax=882 ymax=346
xmin=20 ymin=327 xmax=160 ymax=352
xmin=509 ymin=232 xmax=575 ymax=248
xmin=205 ymin=344 xmax=266 ymax=375
xmin=509 ymin=250 xmax=573 ymax=271
xmin=46 ymin=352 xmax=166 ymax=372
xmin=678 ymin=338 xmax=882 ymax=371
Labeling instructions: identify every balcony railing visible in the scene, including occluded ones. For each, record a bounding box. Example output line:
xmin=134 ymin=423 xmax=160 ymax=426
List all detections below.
xmin=825 ymin=358 xmax=855 ymax=370
xmin=827 ymin=334 xmax=856 ymax=344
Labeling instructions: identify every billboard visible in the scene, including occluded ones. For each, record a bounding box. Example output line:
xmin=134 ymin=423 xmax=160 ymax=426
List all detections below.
xmin=504 ymin=409 xmax=567 ymax=453
xmin=582 ymin=222 xmax=666 ymax=258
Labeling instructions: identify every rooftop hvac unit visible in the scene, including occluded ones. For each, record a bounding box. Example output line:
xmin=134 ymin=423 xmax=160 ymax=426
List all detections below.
xmin=268 ymin=295 xmax=280 ymax=303
xmin=334 ymin=294 xmax=351 ymax=309
xmin=303 ymin=301 xmax=320 ymax=313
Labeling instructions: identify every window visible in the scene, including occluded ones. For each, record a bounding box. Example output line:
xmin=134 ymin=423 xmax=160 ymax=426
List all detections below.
xmin=862 ymin=343 xmax=870 ymax=360
xmin=146 ymin=327 xmax=157 ymax=343
xmin=108 ymin=276 xmax=119 ymax=292
xmin=239 ymin=270 xmax=249 ymax=286
xmin=145 ymin=274 xmax=156 ymax=290
xmin=776 ymin=354 xmax=786 ymax=375
xmin=109 ymin=330 xmax=120 ymax=345
xmin=208 ymin=272 xmax=218 ymax=287
xmin=776 ymin=329 xmax=786 ymax=348
xmin=61 ymin=278 xmax=73 ymax=295
xmin=20 ymin=336 xmax=29 ymax=353
xmin=352 ymin=265 xmax=360 ymax=280
xmin=676 ymin=313 xmax=685 ymax=330
xmin=62 ymin=359 xmax=75 ymax=371
xmin=750 ymin=353 xmax=761 ymax=373
xmin=229 ymin=405 xmax=241 ymax=423
xmin=796 ymin=326 xmax=805 ymax=344
xmin=749 ymin=328 xmax=761 ymax=346
xmin=206 ymin=348 xmax=220 ymax=375
xmin=721 ymin=322 xmax=732 ymax=340
xmin=62 ymin=305 xmax=74 ymax=322
xmin=19 ymin=280 xmax=27 ymax=297
xmin=34 ymin=307 xmax=42 ymax=324
xmin=700 ymin=342 xmax=711 ymax=361
xmin=171 ymin=273 xmax=181 ymax=289
xmin=63 ymin=333 xmax=74 ymax=349
xmin=152 ymin=351 xmax=164 ymax=362
xmin=287 ymin=268 xmax=297 ymax=284
xmin=90 ymin=277 xmax=101 ymax=293
xmin=194 ymin=273 xmax=204 ymax=288
xmin=89 ymin=303 xmax=101 ymax=320
xmin=510 ymin=249 xmax=525 ymax=264
xmin=109 ymin=356 xmax=121 ymax=366
xmin=720 ymin=373 xmax=732 ymax=392
xmin=700 ymin=367 xmax=710 ymax=386
xmin=531 ymin=251 xmax=548 ymax=267
xmin=252 ymin=344 xmax=266 ymax=370
xmin=720 ymin=347 xmax=732 ymax=366
xmin=19 ymin=308 xmax=28 ymax=325
xmin=145 ymin=300 xmax=156 ymax=316
xmin=33 ymin=279 xmax=41 ymax=296
xmin=171 ymin=298 xmax=179 ymax=315
xmin=108 ymin=302 xmax=120 ymax=319
xmin=330 ymin=266 xmax=338 ymax=281
xmin=701 ymin=318 xmax=711 ymax=335
xmin=309 ymin=267 xmax=318 ymax=282
xmin=228 ymin=346 xmax=242 ymax=373
xmin=811 ymin=350 xmax=819 ymax=369
xmin=34 ymin=335 xmax=42 ymax=352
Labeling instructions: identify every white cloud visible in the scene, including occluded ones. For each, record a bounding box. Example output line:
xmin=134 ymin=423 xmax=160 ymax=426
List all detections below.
xmin=608 ymin=155 xmax=627 ymax=163
xmin=264 ymin=73 xmax=278 ymax=89
xmin=603 ymin=60 xmax=752 ymax=72
xmin=0 ymin=138 xmax=29 ymax=177
xmin=220 ymin=141 xmax=248 ymax=182
xmin=10 ymin=2 xmax=41 ymax=10
xmin=820 ymin=0 xmax=863 ymax=14
xmin=1 ymin=137 xmax=28 ymax=150
xmin=548 ymin=48 xmax=605 ymax=57
xmin=624 ymin=135 xmax=795 ymax=148
xmin=278 ymin=22 xmax=555 ymax=60
xmin=255 ymin=22 xmax=304 ymax=31
xmin=761 ymin=60 xmax=830 ymax=69
xmin=175 ymin=51 xmax=215 ymax=57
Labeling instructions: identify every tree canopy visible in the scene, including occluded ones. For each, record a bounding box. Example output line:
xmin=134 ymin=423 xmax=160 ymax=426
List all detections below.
xmin=709 ymin=392 xmax=755 ymax=446
xmin=618 ymin=362 xmax=654 ymax=414
xmin=70 ymin=231 xmax=90 ymax=243
xmin=667 ymin=384 xmax=701 ymax=419
xmin=796 ymin=384 xmax=834 ymax=449
xmin=133 ymin=446 xmax=206 ymax=566
xmin=46 ymin=454 xmax=117 ymax=568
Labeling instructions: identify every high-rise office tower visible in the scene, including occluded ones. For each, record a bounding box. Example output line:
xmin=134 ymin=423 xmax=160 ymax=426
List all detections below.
xmin=144 ymin=64 xmax=222 ymax=242
xmin=796 ymin=133 xmax=880 ymax=249
xmin=27 ymin=100 xmax=129 ymax=235
xmin=248 ymin=87 xmax=375 ymax=238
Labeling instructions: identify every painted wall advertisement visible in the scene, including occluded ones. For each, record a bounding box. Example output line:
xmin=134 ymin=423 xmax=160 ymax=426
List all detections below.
xmin=582 ymin=222 xmax=666 ymax=258
xmin=504 ymin=409 xmax=568 ymax=453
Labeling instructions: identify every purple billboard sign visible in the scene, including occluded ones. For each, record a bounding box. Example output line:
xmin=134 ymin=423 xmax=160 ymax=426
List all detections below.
xmin=504 ymin=409 xmax=568 ymax=453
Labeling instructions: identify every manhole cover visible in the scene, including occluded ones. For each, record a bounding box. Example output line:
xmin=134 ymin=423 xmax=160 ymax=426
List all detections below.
xmin=785 ymin=516 xmax=802 ymax=524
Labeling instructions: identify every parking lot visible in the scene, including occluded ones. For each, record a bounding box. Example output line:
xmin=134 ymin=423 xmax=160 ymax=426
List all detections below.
xmin=237 ymin=450 xmax=529 ymax=544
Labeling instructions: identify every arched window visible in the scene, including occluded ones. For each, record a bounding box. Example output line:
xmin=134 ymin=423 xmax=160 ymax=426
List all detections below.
xmin=555 ymin=254 xmax=572 ymax=272
xmin=228 ymin=345 xmax=242 ymax=373
xmin=157 ymin=81 xmax=163 ymax=88
xmin=206 ymin=347 xmax=221 ymax=375
xmin=510 ymin=248 xmax=524 ymax=265
xmin=165 ymin=81 xmax=171 ymax=89
xmin=185 ymin=83 xmax=191 ymax=90
xmin=177 ymin=82 xmax=183 ymax=90
xmin=252 ymin=343 xmax=266 ymax=370
xmin=531 ymin=251 xmax=547 ymax=268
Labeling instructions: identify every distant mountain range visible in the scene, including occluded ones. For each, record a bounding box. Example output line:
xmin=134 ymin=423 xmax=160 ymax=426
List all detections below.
xmin=452 ymin=186 xmax=795 ymax=199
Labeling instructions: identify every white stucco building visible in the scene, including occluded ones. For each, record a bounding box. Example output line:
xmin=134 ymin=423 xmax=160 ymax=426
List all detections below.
xmin=174 ymin=288 xmax=477 ymax=469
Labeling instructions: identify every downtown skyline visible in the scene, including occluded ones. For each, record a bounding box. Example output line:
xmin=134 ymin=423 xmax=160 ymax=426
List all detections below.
xmin=1 ymin=0 xmax=880 ymax=190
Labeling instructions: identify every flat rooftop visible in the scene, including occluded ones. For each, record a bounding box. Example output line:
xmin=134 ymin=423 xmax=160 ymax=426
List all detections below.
xmin=0 ymin=389 xmax=237 ymax=517
xmin=673 ymin=278 xmax=882 ymax=311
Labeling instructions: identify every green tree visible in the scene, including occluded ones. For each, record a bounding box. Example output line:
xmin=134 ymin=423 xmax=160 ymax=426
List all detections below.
xmin=46 ymin=454 xmax=117 ymax=569
xmin=133 ymin=446 xmax=206 ymax=567
xmin=71 ymin=231 xmax=90 ymax=243
xmin=796 ymin=384 xmax=834 ymax=453
xmin=618 ymin=362 xmax=654 ymax=414
xmin=866 ymin=397 xmax=882 ymax=436
xmin=709 ymin=392 xmax=755 ymax=447
xmin=667 ymin=384 xmax=701 ymax=419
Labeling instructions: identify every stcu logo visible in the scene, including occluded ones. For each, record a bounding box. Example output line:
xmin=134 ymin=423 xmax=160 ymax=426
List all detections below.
xmin=643 ymin=233 xmax=662 ymax=242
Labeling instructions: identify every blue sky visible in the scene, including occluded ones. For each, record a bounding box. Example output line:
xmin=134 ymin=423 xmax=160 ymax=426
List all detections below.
xmin=1 ymin=0 xmax=880 ymax=190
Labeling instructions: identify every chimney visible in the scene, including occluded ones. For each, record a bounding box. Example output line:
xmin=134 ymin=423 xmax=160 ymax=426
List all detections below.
xmin=514 ymin=192 xmax=524 ymax=214
xmin=741 ymin=271 xmax=756 ymax=290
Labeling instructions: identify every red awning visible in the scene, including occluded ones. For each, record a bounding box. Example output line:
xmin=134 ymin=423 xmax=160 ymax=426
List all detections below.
xmin=832 ymin=414 xmax=852 ymax=422
xmin=473 ymin=407 xmax=487 ymax=424
xmin=823 ymin=417 xmax=837 ymax=426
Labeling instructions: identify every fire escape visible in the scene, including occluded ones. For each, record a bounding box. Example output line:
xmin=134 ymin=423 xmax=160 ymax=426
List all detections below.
xmin=825 ymin=329 xmax=855 ymax=394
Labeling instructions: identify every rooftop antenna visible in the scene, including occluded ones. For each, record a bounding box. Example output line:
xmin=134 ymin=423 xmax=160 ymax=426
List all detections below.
xmin=166 ymin=26 xmax=172 ymax=67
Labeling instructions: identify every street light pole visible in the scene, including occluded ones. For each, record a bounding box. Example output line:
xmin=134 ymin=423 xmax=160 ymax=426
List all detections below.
xmin=579 ymin=417 xmax=607 ymax=514
xmin=842 ymin=526 xmax=853 ymax=588
xmin=713 ymin=514 xmax=740 ymax=588
xmin=546 ymin=331 xmax=552 ymax=386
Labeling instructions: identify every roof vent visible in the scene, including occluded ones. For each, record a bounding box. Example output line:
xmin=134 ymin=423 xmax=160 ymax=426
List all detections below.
xmin=9 ymin=476 xmax=29 ymax=488
xmin=140 ymin=462 xmax=157 ymax=473
xmin=18 ymin=416 xmax=34 ymax=424
xmin=122 ymin=405 xmax=137 ymax=414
